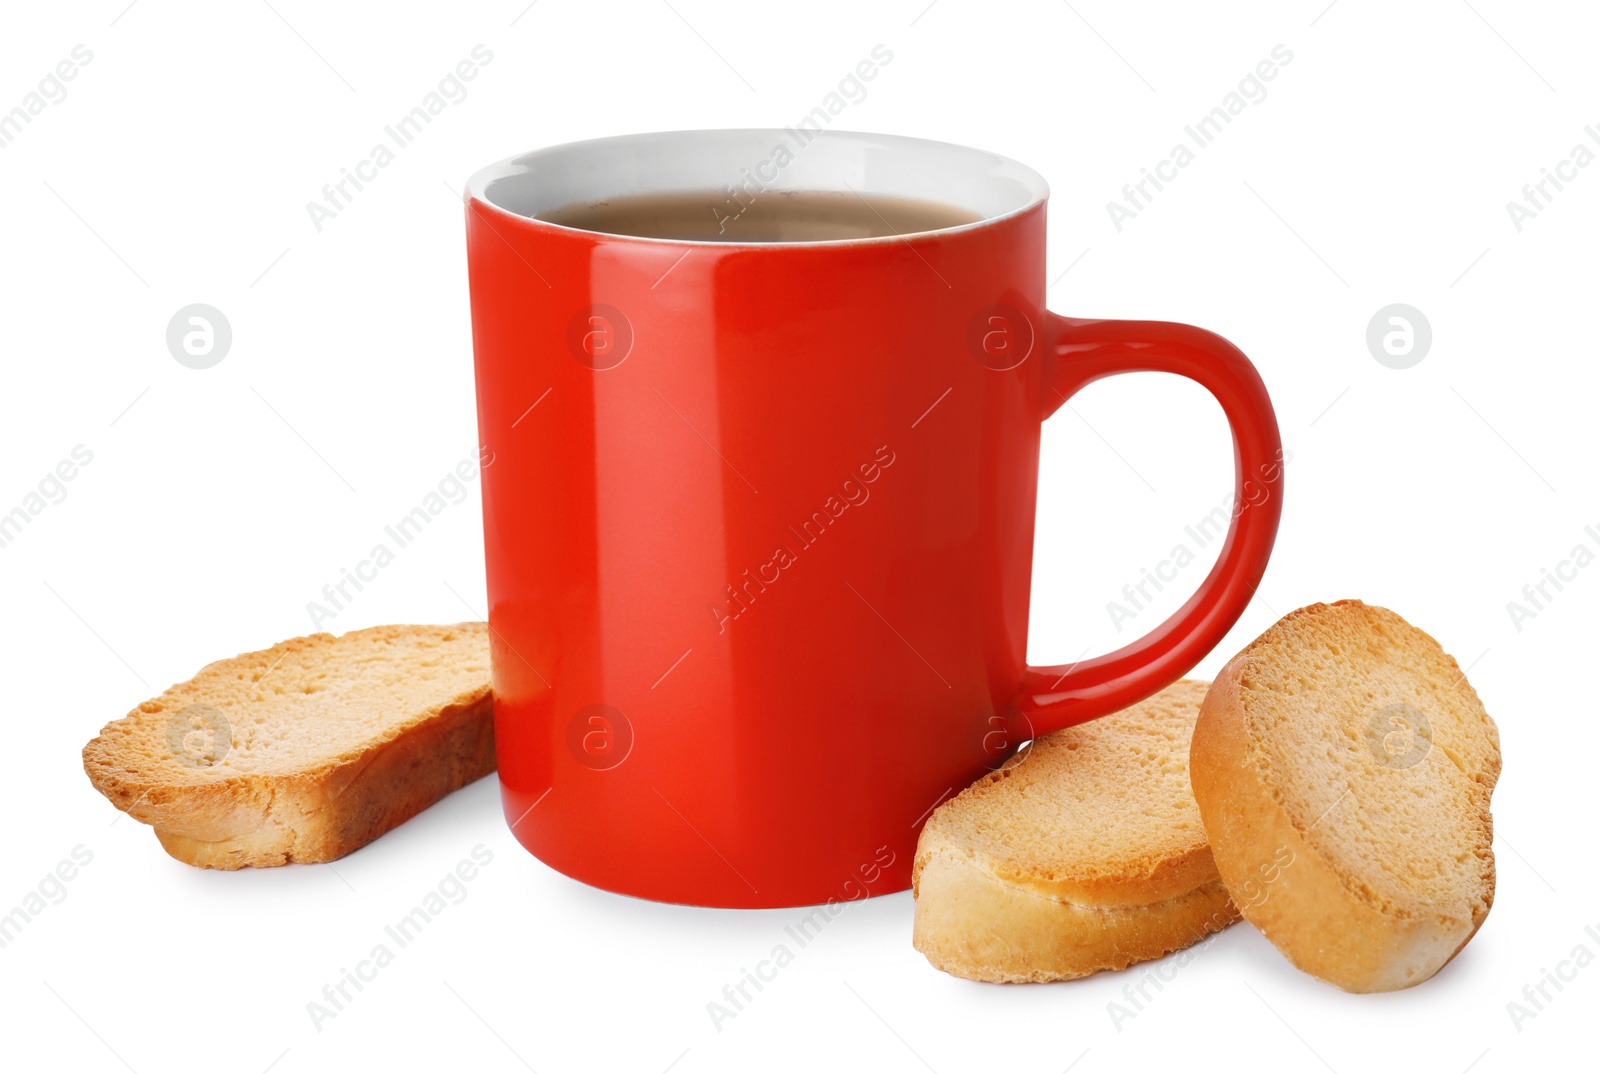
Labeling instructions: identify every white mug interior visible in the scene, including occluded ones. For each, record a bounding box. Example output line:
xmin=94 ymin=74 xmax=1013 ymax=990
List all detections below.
xmin=466 ymin=128 xmax=1050 ymax=245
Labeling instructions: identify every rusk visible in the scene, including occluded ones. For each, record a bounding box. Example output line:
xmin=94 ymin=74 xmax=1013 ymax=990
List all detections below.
xmin=1190 ymin=601 xmax=1501 ymax=992
xmin=83 ymin=623 xmax=494 ymax=868
xmin=914 ymin=680 xmax=1238 ymax=982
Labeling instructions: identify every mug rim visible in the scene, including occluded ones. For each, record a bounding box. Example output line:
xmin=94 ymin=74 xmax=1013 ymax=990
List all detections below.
xmin=463 ymin=128 xmax=1050 ymax=249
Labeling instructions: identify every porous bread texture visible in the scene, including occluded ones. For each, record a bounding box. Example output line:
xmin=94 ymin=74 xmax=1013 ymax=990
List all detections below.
xmin=82 ymin=623 xmax=494 ymax=868
xmin=914 ymin=860 xmax=1238 ymax=984
xmin=1190 ymin=600 xmax=1501 ymax=992
xmin=913 ymin=680 xmax=1240 ymax=982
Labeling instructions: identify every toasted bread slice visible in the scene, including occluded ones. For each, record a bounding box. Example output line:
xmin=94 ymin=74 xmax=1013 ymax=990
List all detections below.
xmin=913 ymin=680 xmax=1239 ymax=982
xmin=83 ymin=623 xmax=494 ymax=868
xmin=1190 ymin=601 xmax=1501 ymax=992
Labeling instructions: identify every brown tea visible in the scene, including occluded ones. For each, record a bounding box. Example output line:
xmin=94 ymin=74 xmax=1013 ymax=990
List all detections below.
xmin=535 ymin=189 xmax=979 ymax=242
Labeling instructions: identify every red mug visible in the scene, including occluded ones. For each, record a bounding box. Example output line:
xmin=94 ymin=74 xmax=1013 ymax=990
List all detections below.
xmin=464 ymin=130 xmax=1282 ymax=909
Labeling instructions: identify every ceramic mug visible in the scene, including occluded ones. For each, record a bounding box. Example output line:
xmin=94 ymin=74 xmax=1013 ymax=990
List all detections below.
xmin=464 ymin=130 xmax=1283 ymax=909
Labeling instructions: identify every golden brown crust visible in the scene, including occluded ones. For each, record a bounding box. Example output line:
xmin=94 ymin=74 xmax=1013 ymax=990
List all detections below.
xmin=916 ymin=679 xmax=1217 ymax=908
xmin=912 ymin=847 xmax=1239 ymax=983
xmin=82 ymin=623 xmax=494 ymax=868
xmin=150 ymin=693 xmax=495 ymax=867
xmin=1190 ymin=601 xmax=1499 ymax=992
xmin=911 ymin=679 xmax=1239 ymax=982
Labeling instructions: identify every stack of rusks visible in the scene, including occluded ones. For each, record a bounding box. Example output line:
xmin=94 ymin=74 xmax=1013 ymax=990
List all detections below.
xmin=913 ymin=600 xmax=1502 ymax=992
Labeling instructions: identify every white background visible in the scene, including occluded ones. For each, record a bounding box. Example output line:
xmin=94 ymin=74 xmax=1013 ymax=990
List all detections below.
xmin=2 ymin=1 xmax=1596 ymax=1071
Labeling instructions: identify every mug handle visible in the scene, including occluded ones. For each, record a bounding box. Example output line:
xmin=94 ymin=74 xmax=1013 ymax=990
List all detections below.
xmin=1010 ymin=314 xmax=1284 ymax=739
